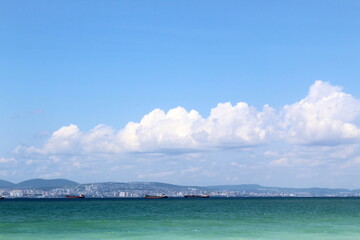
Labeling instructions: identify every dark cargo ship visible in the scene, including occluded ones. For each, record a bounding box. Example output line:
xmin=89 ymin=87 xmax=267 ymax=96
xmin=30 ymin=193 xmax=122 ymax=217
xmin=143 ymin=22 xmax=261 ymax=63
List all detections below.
xmin=144 ymin=194 xmax=168 ymax=199
xmin=66 ymin=194 xmax=85 ymax=198
xmin=184 ymin=194 xmax=210 ymax=198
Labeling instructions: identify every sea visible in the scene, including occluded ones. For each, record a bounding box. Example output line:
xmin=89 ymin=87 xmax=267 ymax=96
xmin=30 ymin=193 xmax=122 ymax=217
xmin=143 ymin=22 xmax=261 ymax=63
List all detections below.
xmin=1 ymin=197 xmax=360 ymax=240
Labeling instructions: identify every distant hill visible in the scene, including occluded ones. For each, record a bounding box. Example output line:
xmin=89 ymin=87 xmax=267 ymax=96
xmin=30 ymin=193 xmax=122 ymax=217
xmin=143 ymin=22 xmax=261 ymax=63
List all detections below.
xmin=0 ymin=179 xmax=15 ymax=188
xmin=0 ymin=179 xmax=358 ymax=197
xmin=16 ymin=178 xmax=79 ymax=190
xmin=126 ymin=182 xmax=202 ymax=191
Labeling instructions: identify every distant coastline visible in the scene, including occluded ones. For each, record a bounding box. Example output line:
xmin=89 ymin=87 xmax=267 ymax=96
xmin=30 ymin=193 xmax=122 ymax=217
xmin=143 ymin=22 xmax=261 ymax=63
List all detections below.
xmin=1 ymin=178 xmax=360 ymax=198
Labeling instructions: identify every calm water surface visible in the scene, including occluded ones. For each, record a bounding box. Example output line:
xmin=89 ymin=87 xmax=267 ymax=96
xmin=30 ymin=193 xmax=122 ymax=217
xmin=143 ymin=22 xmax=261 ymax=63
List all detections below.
xmin=1 ymin=198 xmax=360 ymax=240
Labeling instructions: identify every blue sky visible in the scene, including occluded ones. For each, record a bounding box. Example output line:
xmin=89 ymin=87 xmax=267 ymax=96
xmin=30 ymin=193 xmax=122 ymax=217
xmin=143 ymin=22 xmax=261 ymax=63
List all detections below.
xmin=1 ymin=0 xmax=360 ymax=188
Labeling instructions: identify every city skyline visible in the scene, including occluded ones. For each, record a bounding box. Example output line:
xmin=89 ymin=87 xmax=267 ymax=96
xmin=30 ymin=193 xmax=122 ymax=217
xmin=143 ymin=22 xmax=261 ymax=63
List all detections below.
xmin=2 ymin=178 xmax=360 ymax=198
xmin=2 ymin=1 xmax=360 ymax=188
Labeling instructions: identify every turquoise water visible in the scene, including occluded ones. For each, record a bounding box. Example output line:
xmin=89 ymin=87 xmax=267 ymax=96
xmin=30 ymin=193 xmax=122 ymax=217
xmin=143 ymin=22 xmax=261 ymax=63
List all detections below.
xmin=1 ymin=198 xmax=360 ymax=239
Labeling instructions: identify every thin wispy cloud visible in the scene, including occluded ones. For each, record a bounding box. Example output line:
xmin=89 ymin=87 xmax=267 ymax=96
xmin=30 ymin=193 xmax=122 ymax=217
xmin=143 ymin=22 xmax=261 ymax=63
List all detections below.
xmin=28 ymin=109 xmax=44 ymax=115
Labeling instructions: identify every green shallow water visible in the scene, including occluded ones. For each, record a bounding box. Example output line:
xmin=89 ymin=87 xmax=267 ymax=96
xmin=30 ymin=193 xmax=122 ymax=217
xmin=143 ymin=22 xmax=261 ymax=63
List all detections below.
xmin=1 ymin=198 xmax=360 ymax=239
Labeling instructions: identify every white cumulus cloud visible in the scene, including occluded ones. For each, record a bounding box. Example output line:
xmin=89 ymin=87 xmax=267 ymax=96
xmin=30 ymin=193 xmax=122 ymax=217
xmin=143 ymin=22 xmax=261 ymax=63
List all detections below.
xmin=281 ymin=81 xmax=360 ymax=145
xmin=21 ymin=104 xmax=275 ymax=155
xmin=16 ymin=81 xmax=360 ymax=156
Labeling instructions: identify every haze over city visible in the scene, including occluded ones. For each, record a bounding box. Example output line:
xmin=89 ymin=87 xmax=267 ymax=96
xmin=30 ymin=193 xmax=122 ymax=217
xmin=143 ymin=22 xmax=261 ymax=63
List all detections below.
xmin=1 ymin=1 xmax=360 ymax=188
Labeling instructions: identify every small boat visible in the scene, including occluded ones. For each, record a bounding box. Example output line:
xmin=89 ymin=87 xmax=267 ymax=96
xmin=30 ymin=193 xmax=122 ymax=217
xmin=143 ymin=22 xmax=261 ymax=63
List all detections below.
xmin=144 ymin=194 xmax=168 ymax=199
xmin=66 ymin=194 xmax=85 ymax=198
xmin=184 ymin=194 xmax=210 ymax=198
xmin=0 ymin=196 xmax=4 ymax=200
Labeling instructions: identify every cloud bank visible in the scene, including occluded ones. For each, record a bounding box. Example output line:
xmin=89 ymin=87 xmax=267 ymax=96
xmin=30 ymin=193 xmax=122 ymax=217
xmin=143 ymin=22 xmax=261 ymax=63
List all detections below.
xmin=17 ymin=81 xmax=360 ymax=156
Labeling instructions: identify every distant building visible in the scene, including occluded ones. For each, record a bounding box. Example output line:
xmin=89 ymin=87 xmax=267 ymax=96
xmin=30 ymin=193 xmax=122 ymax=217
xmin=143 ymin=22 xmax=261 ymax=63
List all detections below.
xmin=10 ymin=190 xmax=23 ymax=197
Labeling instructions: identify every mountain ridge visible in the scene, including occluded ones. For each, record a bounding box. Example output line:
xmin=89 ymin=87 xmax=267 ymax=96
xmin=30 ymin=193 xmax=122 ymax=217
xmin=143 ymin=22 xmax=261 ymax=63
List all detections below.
xmin=1 ymin=178 xmax=78 ymax=190
xmin=0 ymin=178 xmax=358 ymax=194
xmin=0 ymin=179 xmax=15 ymax=188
